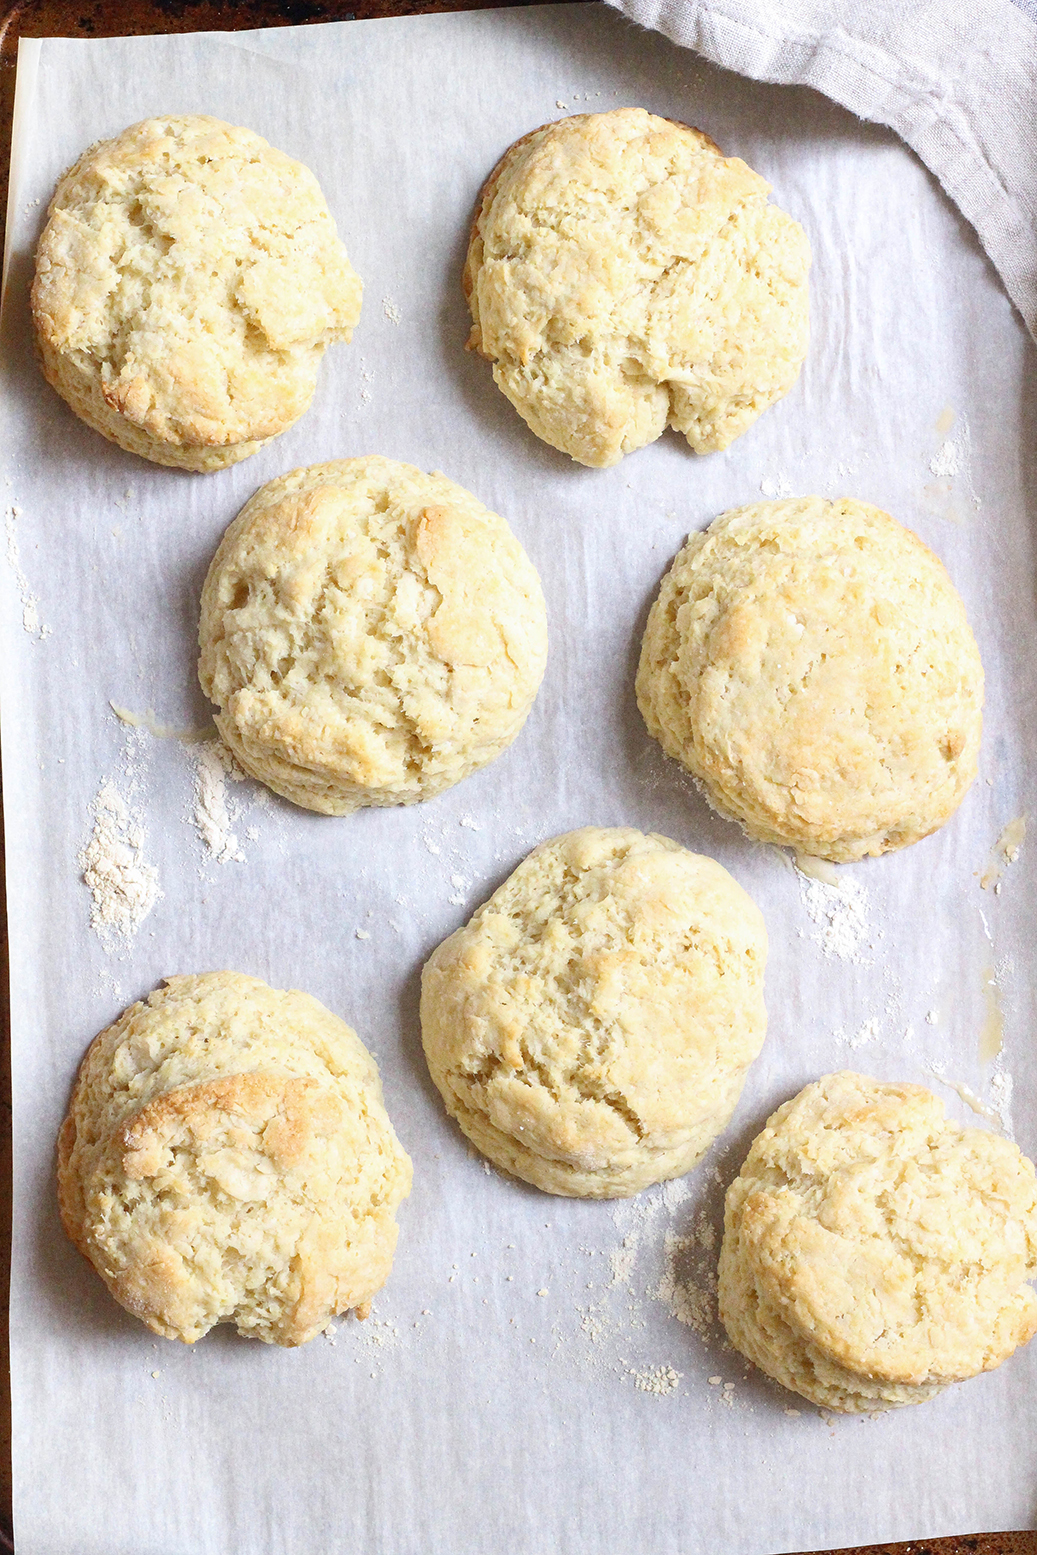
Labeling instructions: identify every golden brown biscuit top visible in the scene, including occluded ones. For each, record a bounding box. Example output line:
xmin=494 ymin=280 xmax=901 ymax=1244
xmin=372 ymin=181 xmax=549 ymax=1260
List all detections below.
xmin=32 ymin=115 xmax=361 ymax=452
xmin=58 ymin=972 xmax=412 ymax=1346
xmin=198 ymin=457 xmax=548 ymax=813
xmin=729 ymin=1073 xmax=1037 ymax=1387
xmin=465 ymin=108 xmax=810 ymax=466
xmin=637 ymin=497 xmax=984 ymax=860
xmin=421 ymin=826 xmax=767 ymax=1195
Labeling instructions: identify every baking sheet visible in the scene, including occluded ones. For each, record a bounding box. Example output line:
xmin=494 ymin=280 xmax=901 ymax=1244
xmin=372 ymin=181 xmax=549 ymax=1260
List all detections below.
xmin=2 ymin=8 xmax=1036 ymax=1553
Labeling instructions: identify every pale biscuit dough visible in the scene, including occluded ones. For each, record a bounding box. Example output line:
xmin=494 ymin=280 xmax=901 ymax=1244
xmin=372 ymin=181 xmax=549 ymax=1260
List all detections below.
xmin=198 ymin=457 xmax=548 ymax=814
xmin=464 ymin=108 xmax=810 ymax=468
xmin=636 ymin=497 xmax=983 ymax=862
xmin=420 ymin=827 xmax=767 ymax=1198
xmin=31 ymin=116 xmax=362 ymax=471
xmin=718 ymin=1072 xmax=1037 ymax=1412
xmin=58 ymin=972 xmax=412 ymax=1346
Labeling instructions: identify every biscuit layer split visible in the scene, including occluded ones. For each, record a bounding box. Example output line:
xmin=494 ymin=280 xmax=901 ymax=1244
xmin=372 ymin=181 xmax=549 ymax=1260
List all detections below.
xmin=421 ymin=827 xmax=767 ymax=1198
xmin=57 ymin=973 xmax=412 ymax=1345
xmin=718 ymin=1072 xmax=1037 ymax=1411
xmin=464 ymin=108 xmax=810 ymax=467
xmin=32 ymin=116 xmax=362 ymax=470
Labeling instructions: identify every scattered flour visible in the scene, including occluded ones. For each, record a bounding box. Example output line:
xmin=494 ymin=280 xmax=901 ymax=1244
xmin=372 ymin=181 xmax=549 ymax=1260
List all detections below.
xmin=609 ymin=1233 xmax=640 ymax=1288
xmin=990 ymin=1059 xmax=1014 ymax=1134
xmin=798 ymin=872 xmax=872 ymax=962
xmin=560 ymin=1182 xmax=727 ymax=1399
xmin=5 ymin=504 xmax=49 ymax=639
xmin=190 ymin=740 xmax=246 ymax=864
xmin=79 ymin=782 xmax=160 ymax=947
xmin=630 ymin=1364 xmax=682 ymax=1396
xmin=661 ymin=1176 xmax=692 ymax=1214
xmin=834 ymin=1016 xmax=880 ymax=1051
xmin=929 ymin=441 xmax=960 ymax=478
xmin=655 ymin=1214 xmax=718 ymax=1340
xmin=382 ymin=296 xmax=401 ymax=324
xmin=927 ymin=414 xmax=980 ymax=510
xmin=760 ymin=473 xmax=793 ymax=499
xmin=359 ymin=1315 xmax=401 ymax=1351
xmin=108 ymin=711 xmax=260 ymax=866
xmin=95 ymin=967 xmax=124 ymax=1003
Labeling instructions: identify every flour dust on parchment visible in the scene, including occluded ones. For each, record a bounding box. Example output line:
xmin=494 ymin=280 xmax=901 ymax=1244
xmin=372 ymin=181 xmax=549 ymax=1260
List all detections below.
xmin=630 ymin=1364 xmax=682 ymax=1395
xmin=759 ymin=473 xmax=793 ymax=499
xmin=4 ymin=503 xmax=50 ymax=640
xmin=656 ymin=1215 xmax=718 ymax=1339
xmin=795 ymin=863 xmax=874 ymax=963
xmin=547 ymin=1174 xmax=751 ymax=1406
xmin=79 ymin=770 xmax=160 ymax=950
xmin=328 ymin=1171 xmax=749 ymax=1407
xmin=924 ymin=409 xmax=980 ymax=519
xmin=190 ymin=739 xmax=250 ymax=865
xmin=111 ymin=705 xmax=262 ymax=868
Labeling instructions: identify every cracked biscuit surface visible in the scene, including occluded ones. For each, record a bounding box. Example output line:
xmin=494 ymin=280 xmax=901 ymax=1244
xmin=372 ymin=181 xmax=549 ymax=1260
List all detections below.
xmin=57 ymin=972 xmax=412 ymax=1346
xmin=464 ymin=107 xmax=810 ymax=467
xmin=420 ymin=827 xmax=767 ymax=1198
xmin=198 ymin=457 xmax=548 ymax=814
xmin=636 ymin=497 xmax=983 ymax=861
xmin=718 ymin=1072 xmax=1037 ymax=1411
xmin=32 ymin=115 xmax=362 ymax=470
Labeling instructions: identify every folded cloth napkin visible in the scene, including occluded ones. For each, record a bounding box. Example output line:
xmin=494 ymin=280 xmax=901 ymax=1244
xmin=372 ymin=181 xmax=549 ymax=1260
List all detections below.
xmin=603 ymin=0 xmax=1037 ymax=343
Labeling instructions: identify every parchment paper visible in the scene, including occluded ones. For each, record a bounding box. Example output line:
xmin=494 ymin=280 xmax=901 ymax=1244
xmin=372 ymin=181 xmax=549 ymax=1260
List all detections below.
xmin=2 ymin=9 xmax=1036 ymax=1553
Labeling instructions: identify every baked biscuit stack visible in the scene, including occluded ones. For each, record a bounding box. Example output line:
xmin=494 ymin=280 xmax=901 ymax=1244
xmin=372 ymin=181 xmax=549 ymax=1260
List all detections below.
xmin=718 ymin=1074 xmax=1037 ymax=1411
xmin=58 ymin=974 xmax=412 ymax=1346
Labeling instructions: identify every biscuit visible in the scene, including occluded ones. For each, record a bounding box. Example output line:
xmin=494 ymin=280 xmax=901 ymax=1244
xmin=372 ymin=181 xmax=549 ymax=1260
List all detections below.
xmin=463 ymin=108 xmax=810 ymax=467
xmin=198 ymin=457 xmax=548 ymax=814
xmin=718 ymin=1072 xmax=1037 ymax=1411
xmin=420 ymin=827 xmax=767 ymax=1198
xmin=636 ymin=497 xmax=983 ymax=862
xmin=57 ymin=973 xmax=412 ymax=1346
xmin=31 ymin=116 xmax=361 ymax=471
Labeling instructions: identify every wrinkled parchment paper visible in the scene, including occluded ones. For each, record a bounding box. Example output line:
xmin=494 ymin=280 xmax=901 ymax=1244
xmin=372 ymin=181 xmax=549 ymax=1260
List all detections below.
xmin=2 ymin=9 xmax=1036 ymax=1553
